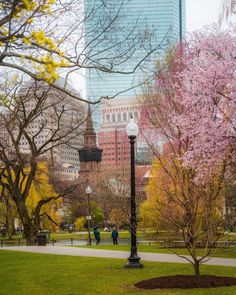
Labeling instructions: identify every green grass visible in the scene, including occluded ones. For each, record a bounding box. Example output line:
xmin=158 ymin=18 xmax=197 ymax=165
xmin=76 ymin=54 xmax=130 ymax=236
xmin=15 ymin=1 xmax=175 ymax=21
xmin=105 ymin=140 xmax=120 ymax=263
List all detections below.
xmin=0 ymin=250 xmax=236 ymax=295
xmin=77 ymin=244 xmax=236 ymax=259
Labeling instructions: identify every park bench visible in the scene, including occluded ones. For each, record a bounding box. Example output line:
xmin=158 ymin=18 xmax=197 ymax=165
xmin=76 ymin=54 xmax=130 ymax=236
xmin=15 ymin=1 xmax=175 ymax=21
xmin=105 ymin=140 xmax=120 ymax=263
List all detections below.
xmin=137 ymin=240 xmax=163 ymax=246
xmin=211 ymin=241 xmax=231 ymax=247
xmin=172 ymin=240 xmax=203 ymax=248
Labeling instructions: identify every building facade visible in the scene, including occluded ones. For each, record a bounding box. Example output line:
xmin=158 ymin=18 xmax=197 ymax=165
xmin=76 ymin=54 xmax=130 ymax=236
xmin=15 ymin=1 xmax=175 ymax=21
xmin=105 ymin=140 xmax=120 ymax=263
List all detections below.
xmin=84 ymin=0 xmax=186 ymax=129
xmin=18 ymin=79 xmax=86 ymax=180
xmin=97 ymin=96 xmax=154 ymax=169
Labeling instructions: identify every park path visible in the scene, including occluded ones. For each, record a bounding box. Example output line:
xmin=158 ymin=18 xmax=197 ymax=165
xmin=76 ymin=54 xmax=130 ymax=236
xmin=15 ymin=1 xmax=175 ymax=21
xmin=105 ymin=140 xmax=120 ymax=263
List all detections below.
xmin=1 ymin=245 xmax=236 ymax=267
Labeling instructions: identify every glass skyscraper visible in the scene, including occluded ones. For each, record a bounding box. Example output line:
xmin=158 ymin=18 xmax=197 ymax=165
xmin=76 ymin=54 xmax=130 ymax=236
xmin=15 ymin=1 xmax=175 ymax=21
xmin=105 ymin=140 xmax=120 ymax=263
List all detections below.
xmin=84 ymin=0 xmax=186 ymax=129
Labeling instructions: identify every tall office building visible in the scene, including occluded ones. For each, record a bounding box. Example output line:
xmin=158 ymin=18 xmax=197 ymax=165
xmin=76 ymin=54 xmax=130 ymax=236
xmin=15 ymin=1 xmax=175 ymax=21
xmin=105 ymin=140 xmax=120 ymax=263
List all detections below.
xmin=84 ymin=0 xmax=186 ymax=129
xmin=17 ymin=79 xmax=86 ymax=180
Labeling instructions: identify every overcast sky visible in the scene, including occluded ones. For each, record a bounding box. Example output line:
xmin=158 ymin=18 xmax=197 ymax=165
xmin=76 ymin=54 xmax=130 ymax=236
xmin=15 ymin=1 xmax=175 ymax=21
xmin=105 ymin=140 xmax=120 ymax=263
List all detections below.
xmin=186 ymin=0 xmax=222 ymax=32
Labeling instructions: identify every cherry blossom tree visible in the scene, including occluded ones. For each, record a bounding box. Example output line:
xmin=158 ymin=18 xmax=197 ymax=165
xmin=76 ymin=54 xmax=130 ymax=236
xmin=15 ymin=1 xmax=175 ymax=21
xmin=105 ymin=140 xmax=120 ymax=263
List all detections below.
xmin=174 ymin=26 xmax=236 ymax=178
xmin=140 ymin=46 xmax=227 ymax=277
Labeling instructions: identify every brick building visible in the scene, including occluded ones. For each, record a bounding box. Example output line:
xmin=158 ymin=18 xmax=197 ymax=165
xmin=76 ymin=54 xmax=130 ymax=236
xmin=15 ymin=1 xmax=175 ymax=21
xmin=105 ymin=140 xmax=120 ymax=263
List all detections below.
xmin=98 ymin=97 xmax=140 ymax=169
xmin=97 ymin=96 xmax=155 ymax=172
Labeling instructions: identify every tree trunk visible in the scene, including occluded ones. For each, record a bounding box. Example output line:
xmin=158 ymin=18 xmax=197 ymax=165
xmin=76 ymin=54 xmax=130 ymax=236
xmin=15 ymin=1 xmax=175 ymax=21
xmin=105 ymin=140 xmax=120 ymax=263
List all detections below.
xmin=194 ymin=261 xmax=200 ymax=277
xmin=5 ymin=199 xmax=14 ymax=240
xmin=6 ymin=214 xmax=13 ymax=240
xmin=24 ymin=223 xmax=37 ymax=246
xmin=15 ymin=198 xmax=38 ymax=245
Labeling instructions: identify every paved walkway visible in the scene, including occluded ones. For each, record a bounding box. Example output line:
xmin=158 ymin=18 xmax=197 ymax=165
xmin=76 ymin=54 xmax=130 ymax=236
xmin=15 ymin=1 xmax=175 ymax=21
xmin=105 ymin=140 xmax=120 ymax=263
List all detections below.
xmin=1 ymin=246 xmax=236 ymax=267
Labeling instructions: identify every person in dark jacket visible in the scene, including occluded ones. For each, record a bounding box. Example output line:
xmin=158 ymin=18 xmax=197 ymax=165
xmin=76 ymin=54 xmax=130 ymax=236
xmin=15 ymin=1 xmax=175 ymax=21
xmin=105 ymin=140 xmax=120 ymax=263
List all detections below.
xmin=93 ymin=227 xmax=100 ymax=245
xmin=111 ymin=227 xmax=119 ymax=245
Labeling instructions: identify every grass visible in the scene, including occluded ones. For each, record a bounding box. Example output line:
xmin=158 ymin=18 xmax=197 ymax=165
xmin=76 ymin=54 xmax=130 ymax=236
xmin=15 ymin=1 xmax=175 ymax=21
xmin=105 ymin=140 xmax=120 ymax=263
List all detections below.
xmin=0 ymin=250 xmax=236 ymax=295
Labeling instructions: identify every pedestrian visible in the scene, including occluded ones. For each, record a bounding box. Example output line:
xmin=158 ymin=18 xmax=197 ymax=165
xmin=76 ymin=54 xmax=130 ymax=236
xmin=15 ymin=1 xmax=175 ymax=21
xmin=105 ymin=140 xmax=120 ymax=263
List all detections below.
xmin=93 ymin=227 xmax=101 ymax=245
xmin=111 ymin=227 xmax=119 ymax=245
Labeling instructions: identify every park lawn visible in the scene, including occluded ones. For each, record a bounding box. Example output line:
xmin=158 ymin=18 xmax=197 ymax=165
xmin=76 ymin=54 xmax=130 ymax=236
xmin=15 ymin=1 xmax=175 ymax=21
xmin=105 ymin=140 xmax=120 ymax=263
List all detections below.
xmin=0 ymin=251 xmax=236 ymax=295
xmin=77 ymin=244 xmax=236 ymax=259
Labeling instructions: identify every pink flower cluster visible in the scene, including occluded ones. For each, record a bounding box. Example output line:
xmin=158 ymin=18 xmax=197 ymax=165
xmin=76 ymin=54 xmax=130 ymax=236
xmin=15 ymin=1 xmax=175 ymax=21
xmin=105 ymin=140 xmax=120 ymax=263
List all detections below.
xmin=174 ymin=26 xmax=236 ymax=176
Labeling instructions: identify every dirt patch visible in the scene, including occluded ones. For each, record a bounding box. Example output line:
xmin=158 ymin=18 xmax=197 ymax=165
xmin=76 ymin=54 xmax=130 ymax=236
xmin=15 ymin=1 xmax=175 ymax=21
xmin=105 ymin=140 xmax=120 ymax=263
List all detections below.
xmin=135 ymin=275 xmax=236 ymax=289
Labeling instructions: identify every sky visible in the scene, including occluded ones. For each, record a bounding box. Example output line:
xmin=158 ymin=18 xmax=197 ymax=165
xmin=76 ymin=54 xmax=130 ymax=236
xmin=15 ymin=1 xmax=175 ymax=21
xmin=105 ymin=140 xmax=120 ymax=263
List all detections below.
xmin=186 ymin=0 xmax=222 ymax=32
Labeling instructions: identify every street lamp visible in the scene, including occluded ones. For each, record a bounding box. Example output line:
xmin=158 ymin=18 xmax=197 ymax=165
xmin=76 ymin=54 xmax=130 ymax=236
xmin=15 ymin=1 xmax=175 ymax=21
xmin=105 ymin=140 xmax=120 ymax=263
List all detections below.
xmin=85 ymin=185 xmax=92 ymax=246
xmin=125 ymin=118 xmax=143 ymax=268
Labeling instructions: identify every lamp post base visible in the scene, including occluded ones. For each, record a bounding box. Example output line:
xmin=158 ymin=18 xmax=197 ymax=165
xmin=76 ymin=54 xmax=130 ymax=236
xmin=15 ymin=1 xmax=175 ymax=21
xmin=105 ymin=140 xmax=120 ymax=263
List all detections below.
xmin=125 ymin=256 xmax=143 ymax=268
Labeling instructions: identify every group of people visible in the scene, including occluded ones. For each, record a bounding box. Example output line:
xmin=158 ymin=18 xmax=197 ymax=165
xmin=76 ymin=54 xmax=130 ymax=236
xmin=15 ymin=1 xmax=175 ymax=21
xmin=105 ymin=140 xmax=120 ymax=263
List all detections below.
xmin=93 ymin=227 xmax=119 ymax=245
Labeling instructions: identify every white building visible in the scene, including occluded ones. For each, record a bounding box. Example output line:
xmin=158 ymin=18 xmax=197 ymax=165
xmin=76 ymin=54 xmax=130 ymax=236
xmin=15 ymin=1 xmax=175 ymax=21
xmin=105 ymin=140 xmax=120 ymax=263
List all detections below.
xmin=17 ymin=78 xmax=86 ymax=180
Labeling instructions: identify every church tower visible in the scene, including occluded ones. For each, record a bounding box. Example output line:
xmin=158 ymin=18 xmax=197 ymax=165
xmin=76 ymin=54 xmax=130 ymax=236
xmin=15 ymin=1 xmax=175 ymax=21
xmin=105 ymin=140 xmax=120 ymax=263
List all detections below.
xmin=83 ymin=105 xmax=97 ymax=149
xmin=78 ymin=105 xmax=103 ymax=175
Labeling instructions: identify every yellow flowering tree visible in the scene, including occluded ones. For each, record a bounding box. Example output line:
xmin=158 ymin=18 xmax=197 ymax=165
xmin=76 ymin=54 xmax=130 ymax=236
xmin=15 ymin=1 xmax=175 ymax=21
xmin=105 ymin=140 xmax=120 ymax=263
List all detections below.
xmin=0 ymin=0 xmax=159 ymax=103
xmin=0 ymin=186 xmax=17 ymax=239
xmin=0 ymin=162 xmax=71 ymax=244
xmin=139 ymin=200 xmax=160 ymax=232
xmin=25 ymin=163 xmax=62 ymax=232
xmin=0 ymin=1 xmax=67 ymax=84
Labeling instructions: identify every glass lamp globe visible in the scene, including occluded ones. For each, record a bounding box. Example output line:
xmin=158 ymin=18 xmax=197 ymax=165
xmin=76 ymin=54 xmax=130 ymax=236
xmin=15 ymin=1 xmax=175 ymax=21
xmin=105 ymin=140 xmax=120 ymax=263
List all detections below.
xmin=126 ymin=118 xmax=139 ymax=137
xmin=85 ymin=186 xmax=92 ymax=194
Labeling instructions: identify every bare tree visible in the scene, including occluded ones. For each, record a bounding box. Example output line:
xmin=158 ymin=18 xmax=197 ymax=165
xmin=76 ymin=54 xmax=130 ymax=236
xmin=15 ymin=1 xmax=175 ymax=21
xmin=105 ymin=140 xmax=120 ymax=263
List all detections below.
xmin=95 ymin=167 xmax=144 ymax=229
xmin=0 ymin=79 xmax=85 ymax=244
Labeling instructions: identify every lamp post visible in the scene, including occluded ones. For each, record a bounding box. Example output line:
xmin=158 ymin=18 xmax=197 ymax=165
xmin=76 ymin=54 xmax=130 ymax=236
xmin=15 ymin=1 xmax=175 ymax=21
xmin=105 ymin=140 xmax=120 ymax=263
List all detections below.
xmin=85 ymin=185 xmax=92 ymax=246
xmin=125 ymin=119 xmax=143 ymax=268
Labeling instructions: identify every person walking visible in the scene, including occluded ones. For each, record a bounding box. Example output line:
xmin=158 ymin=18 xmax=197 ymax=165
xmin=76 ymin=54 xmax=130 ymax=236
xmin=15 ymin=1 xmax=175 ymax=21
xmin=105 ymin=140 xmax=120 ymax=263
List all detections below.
xmin=93 ymin=227 xmax=101 ymax=245
xmin=111 ymin=227 xmax=119 ymax=245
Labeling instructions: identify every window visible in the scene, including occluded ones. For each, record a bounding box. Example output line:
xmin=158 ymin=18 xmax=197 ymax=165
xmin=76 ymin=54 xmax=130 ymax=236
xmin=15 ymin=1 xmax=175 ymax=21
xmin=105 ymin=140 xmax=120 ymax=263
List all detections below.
xmin=128 ymin=112 xmax=133 ymax=119
xmin=117 ymin=113 xmax=121 ymax=122
xmin=112 ymin=114 xmax=116 ymax=123
xmin=123 ymin=113 xmax=127 ymax=122
xmin=106 ymin=114 xmax=110 ymax=123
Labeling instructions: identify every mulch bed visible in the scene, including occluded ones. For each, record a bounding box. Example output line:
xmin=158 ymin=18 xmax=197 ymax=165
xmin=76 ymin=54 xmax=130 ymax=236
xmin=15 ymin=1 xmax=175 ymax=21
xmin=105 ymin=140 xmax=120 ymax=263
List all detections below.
xmin=135 ymin=275 xmax=236 ymax=289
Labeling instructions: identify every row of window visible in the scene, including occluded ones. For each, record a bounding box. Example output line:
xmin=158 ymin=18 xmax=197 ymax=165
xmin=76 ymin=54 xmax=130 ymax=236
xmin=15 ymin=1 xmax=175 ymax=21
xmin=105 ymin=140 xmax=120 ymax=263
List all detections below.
xmin=60 ymin=174 xmax=78 ymax=180
xmin=104 ymin=105 xmax=140 ymax=113
xmin=104 ymin=111 xmax=139 ymax=124
xmin=60 ymin=169 xmax=78 ymax=174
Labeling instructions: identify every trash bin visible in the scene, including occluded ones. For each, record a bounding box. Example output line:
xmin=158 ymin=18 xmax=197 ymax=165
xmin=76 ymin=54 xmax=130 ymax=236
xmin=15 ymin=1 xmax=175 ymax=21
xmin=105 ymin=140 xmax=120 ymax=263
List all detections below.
xmin=37 ymin=231 xmax=48 ymax=246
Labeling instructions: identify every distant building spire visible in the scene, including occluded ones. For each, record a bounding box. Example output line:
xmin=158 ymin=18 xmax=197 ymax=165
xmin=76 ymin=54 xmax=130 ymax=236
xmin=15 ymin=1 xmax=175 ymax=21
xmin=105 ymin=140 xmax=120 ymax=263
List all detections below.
xmin=83 ymin=105 xmax=96 ymax=149
xmin=78 ymin=104 xmax=103 ymax=174
xmin=86 ymin=105 xmax=95 ymax=134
